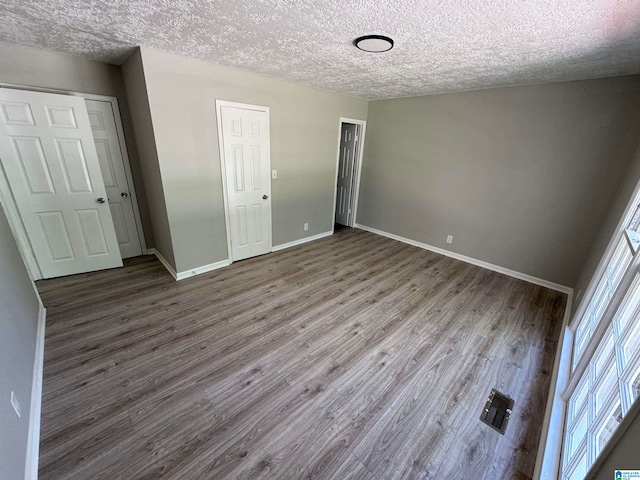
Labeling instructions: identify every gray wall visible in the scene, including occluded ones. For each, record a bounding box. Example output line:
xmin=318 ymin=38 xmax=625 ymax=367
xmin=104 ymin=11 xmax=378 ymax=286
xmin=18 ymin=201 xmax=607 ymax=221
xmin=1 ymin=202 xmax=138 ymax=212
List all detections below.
xmin=138 ymin=47 xmax=368 ymax=272
xmin=0 ymin=206 xmax=41 ymax=480
xmin=121 ymin=49 xmax=175 ymax=267
xmin=0 ymin=42 xmax=154 ymax=249
xmin=0 ymin=41 xmax=123 ymax=95
xmin=357 ymin=77 xmax=640 ymax=288
xmin=572 ymin=143 xmax=640 ymax=314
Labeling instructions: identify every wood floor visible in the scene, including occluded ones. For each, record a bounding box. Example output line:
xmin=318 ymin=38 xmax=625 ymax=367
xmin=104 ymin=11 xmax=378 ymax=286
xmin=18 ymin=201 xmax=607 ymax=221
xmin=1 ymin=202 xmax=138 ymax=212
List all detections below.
xmin=37 ymin=228 xmax=566 ymax=480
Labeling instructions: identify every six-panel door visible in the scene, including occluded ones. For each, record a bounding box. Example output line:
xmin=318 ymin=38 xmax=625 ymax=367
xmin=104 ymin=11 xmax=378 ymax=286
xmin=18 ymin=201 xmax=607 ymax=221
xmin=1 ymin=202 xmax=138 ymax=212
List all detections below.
xmin=0 ymin=89 xmax=122 ymax=278
xmin=85 ymin=99 xmax=142 ymax=258
xmin=220 ymin=105 xmax=272 ymax=261
xmin=336 ymin=123 xmax=357 ymax=226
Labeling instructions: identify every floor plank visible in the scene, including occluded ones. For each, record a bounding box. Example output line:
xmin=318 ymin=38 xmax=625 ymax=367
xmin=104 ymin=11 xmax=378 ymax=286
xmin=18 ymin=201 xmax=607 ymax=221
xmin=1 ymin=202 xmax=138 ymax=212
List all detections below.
xmin=37 ymin=227 xmax=566 ymax=479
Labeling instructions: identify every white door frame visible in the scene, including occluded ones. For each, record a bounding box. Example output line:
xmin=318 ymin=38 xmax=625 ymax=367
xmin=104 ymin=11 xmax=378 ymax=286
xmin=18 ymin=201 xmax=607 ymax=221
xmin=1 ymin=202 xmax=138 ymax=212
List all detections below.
xmin=332 ymin=117 xmax=367 ymax=230
xmin=0 ymin=83 xmax=147 ymax=280
xmin=215 ymin=99 xmax=272 ymax=262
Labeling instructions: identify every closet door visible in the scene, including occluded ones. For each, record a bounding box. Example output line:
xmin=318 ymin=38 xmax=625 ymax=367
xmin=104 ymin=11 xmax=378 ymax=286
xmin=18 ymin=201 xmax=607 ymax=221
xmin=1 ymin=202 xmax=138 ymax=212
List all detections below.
xmin=0 ymin=88 xmax=122 ymax=278
xmin=85 ymin=99 xmax=142 ymax=258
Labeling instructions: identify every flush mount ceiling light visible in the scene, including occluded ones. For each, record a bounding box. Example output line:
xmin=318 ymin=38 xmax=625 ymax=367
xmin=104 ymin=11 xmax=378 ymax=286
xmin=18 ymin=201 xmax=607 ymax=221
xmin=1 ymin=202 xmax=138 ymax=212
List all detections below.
xmin=353 ymin=35 xmax=394 ymax=53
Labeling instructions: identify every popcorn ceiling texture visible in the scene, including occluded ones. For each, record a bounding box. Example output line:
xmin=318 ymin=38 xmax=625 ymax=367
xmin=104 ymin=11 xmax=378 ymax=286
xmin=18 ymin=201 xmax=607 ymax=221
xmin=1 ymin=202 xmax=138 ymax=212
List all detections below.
xmin=1 ymin=0 xmax=640 ymax=100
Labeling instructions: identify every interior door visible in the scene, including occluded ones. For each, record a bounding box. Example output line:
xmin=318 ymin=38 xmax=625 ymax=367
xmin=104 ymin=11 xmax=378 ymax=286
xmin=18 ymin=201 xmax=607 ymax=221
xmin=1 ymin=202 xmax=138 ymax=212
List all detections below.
xmin=335 ymin=123 xmax=357 ymax=226
xmin=219 ymin=104 xmax=271 ymax=261
xmin=85 ymin=99 xmax=142 ymax=258
xmin=0 ymin=88 xmax=122 ymax=278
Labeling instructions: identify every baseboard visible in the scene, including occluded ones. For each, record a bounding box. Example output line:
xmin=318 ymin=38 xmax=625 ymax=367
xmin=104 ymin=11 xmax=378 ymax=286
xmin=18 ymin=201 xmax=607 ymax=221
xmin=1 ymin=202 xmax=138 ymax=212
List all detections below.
xmin=148 ymin=248 xmax=178 ymax=280
xmin=148 ymin=248 xmax=231 ymax=281
xmin=24 ymin=303 xmax=46 ymax=480
xmin=272 ymin=231 xmax=333 ymax=252
xmin=175 ymin=259 xmax=232 ymax=280
xmin=355 ymin=223 xmax=573 ymax=295
xmin=150 ymin=231 xmax=333 ymax=280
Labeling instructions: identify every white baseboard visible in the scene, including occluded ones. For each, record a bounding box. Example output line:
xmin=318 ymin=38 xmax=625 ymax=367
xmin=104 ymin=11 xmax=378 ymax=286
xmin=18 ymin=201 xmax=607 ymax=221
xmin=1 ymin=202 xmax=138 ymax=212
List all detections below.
xmin=150 ymin=231 xmax=333 ymax=281
xmin=24 ymin=303 xmax=46 ymax=480
xmin=148 ymin=248 xmax=178 ymax=280
xmin=272 ymin=231 xmax=333 ymax=252
xmin=175 ymin=259 xmax=232 ymax=280
xmin=148 ymin=248 xmax=231 ymax=281
xmin=355 ymin=223 xmax=573 ymax=295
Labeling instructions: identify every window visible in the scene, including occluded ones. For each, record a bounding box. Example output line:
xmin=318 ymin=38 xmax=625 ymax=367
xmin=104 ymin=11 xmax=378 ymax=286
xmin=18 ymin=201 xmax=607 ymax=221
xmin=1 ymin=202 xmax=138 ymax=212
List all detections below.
xmin=626 ymin=202 xmax=640 ymax=231
xmin=571 ymin=236 xmax=632 ymax=368
xmin=560 ymin=192 xmax=640 ymax=479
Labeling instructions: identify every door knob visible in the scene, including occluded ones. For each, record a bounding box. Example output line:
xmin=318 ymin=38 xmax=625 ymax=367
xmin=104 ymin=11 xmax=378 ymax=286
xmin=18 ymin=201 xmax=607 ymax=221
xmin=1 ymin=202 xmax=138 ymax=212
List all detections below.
xmin=97 ymin=197 xmax=106 ymax=204
xmin=263 ymin=194 xmax=269 ymax=200
xmin=121 ymin=192 xmax=129 ymax=198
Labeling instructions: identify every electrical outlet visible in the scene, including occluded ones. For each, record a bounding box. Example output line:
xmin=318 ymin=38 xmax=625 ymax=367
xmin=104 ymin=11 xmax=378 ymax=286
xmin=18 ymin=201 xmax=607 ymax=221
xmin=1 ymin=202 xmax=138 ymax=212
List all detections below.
xmin=304 ymin=223 xmax=309 ymax=231
xmin=272 ymin=170 xmax=277 ymax=179
xmin=446 ymin=235 xmax=453 ymax=244
xmin=10 ymin=391 xmax=21 ymax=418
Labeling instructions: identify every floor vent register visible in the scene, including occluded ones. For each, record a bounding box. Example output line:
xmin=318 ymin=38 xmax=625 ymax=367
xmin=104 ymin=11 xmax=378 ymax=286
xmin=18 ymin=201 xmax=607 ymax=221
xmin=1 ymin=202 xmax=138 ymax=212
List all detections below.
xmin=480 ymin=389 xmax=514 ymax=435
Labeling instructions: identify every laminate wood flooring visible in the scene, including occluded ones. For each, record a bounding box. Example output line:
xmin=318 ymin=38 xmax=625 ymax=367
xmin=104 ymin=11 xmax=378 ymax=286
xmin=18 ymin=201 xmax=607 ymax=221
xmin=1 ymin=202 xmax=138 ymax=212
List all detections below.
xmin=36 ymin=228 xmax=566 ymax=480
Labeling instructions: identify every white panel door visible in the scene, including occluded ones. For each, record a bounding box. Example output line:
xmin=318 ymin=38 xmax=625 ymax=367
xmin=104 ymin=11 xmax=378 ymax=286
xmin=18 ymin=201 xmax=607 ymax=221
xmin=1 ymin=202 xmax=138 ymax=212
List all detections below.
xmin=219 ymin=105 xmax=271 ymax=261
xmin=335 ymin=123 xmax=357 ymax=226
xmin=0 ymin=89 xmax=122 ymax=278
xmin=85 ymin=99 xmax=142 ymax=258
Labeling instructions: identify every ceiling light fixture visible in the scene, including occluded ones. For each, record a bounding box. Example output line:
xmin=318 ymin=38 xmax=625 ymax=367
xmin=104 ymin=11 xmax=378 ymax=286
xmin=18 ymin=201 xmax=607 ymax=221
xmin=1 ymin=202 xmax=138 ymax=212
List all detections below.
xmin=353 ymin=35 xmax=394 ymax=53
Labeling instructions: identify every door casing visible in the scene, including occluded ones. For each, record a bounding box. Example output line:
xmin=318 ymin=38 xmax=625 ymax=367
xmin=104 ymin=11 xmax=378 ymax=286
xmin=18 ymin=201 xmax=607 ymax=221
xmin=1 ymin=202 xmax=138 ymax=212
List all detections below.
xmin=332 ymin=117 xmax=367 ymax=230
xmin=0 ymin=84 xmax=147 ymax=280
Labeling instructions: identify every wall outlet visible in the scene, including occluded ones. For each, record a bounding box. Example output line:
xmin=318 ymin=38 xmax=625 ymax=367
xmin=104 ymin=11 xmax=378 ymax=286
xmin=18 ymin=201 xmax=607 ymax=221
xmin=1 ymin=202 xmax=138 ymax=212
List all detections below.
xmin=272 ymin=170 xmax=277 ymax=179
xmin=446 ymin=235 xmax=453 ymax=244
xmin=10 ymin=391 xmax=21 ymax=418
xmin=304 ymin=223 xmax=309 ymax=231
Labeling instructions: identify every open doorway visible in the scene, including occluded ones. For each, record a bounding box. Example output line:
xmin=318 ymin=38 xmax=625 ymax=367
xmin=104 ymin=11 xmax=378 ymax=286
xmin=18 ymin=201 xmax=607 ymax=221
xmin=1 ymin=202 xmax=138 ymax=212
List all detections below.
xmin=333 ymin=117 xmax=366 ymax=231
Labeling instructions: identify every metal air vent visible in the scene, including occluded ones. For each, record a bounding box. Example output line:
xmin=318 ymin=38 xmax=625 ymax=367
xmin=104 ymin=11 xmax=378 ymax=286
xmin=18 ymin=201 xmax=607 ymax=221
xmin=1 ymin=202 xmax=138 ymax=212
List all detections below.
xmin=480 ymin=389 xmax=514 ymax=435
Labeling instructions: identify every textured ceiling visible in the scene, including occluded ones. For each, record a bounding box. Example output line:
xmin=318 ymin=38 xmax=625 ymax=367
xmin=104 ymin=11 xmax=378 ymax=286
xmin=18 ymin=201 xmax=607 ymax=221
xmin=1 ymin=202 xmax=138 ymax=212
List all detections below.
xmin=1 ymin=0 xmax=640 ymax=100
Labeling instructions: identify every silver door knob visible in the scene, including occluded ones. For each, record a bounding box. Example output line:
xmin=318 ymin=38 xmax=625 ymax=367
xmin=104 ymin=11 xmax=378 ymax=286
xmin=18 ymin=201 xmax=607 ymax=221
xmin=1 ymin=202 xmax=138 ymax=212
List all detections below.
xmin=121 ymin=192 xmax=129 ymax=198
xmin=263 ymin=194 xmax=268 ymax=200
xmin=97 ymin=197 xmax=105 ymax=204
